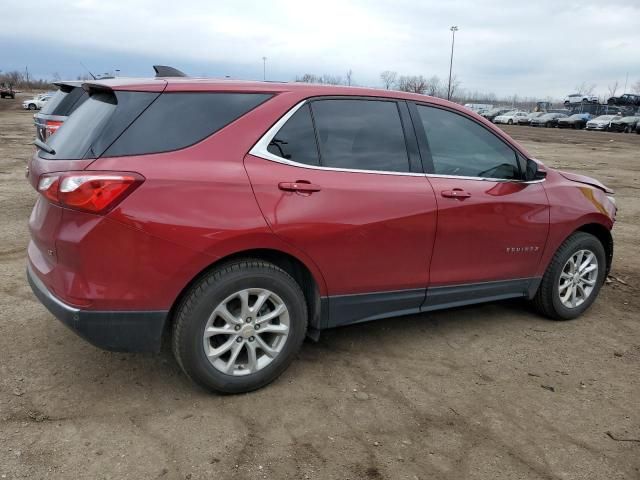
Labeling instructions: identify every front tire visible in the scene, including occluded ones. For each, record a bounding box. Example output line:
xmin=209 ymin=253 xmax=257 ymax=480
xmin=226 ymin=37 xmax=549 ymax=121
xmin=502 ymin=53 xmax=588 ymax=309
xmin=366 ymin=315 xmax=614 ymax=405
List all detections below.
xmin=172 ymin=259 xmax=308 ymax=394
xmin=28 ymin=103 xmax=36 ymax=110
xmin=533 ymin=232 xmax=606 ymax=320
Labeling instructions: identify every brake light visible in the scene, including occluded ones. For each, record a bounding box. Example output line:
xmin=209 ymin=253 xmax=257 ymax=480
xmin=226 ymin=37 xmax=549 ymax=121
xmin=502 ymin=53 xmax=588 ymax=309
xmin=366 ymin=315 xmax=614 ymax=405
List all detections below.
xmin=37 ymin=172 xmax=144 ymax=214
xmin=44 ymin=120 xmax=63 ymax=139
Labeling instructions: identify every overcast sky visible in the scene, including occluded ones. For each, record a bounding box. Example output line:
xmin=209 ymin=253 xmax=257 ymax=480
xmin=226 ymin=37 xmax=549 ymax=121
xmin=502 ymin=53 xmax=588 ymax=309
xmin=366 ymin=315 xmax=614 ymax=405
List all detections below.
xmin=1 ymin=0 xmax=639 ymax=99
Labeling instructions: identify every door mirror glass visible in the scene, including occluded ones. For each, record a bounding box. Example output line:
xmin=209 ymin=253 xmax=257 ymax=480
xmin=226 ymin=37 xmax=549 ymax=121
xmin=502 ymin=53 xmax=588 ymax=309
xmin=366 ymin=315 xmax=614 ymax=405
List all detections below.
xmin=526 ymin=159 xmax=546 ymax=181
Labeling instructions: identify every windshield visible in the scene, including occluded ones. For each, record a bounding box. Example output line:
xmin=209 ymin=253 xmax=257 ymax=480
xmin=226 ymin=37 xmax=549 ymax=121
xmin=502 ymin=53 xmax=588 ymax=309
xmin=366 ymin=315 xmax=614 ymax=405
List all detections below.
xmin=569 ymin=114 xmax=584 ymax=119
xmin=595 ymin=116 xmax=614 ymax=121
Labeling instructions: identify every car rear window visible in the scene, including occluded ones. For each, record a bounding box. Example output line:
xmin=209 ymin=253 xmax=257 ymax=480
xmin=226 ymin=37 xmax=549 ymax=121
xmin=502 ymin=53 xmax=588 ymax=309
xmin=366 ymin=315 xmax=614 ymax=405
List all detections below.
xmin=103 ymin=93 xmax=272 ymax=157
xmin=40 ymin=91 xmax=272 ymax=160
xmin=39 ymin=85 xmax=88 ymax=116
xmin=39 ymin=90 xmax=159 ymax=160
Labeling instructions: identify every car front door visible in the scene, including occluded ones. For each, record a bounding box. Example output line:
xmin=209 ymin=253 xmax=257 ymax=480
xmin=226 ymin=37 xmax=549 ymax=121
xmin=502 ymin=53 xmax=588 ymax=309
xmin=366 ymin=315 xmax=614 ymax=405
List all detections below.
xmin=409 ymin=103 xmax=550 ymax=305
xmin=245 ymin=98 xmax=438 ymax=327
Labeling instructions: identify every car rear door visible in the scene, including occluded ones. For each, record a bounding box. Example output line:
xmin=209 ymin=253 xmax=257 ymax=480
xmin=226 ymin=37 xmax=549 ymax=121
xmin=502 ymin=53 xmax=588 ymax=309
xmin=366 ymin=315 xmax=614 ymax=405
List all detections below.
xmin=245 ymin=97 xmax=437 ymax=327
xmin=409 ymin=102 xmax=550 ymax=306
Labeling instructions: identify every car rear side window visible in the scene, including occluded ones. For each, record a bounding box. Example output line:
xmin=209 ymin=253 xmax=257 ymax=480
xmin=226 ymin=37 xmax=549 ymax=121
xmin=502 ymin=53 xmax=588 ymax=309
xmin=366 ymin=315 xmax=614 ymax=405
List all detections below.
xmin=104 ymin=93 xmax=272 ymax=157
xmin=416 ymin=105 xmax=520 ymax=180
xmin=310 ymin=99 xmax=410 ymax=172
xmin=267 ymin=104 xmax=319 ymax=166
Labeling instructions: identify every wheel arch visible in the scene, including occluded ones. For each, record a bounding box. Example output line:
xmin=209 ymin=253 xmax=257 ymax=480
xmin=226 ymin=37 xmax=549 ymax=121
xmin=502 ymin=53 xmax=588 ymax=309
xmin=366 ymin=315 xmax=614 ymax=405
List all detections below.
xmin=575 ymin=223 xmax=613 ymax=275
xmin=166 ymin=248 xmax=326 ymax=342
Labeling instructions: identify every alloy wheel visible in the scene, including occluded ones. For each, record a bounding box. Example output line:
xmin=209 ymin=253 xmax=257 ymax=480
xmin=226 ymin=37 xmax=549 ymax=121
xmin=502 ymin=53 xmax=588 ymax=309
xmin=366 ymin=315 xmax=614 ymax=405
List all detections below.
xmin=558 ymin=249 xmax=598 ymax=309
xmin=203 ymin=288 xmax=290 ymax=376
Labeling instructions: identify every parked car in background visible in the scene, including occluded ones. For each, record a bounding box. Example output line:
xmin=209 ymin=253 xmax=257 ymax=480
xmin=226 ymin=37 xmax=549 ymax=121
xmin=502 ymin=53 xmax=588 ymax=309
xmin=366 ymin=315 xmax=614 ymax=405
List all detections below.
xmin=464 ymin=103 xmax=493 ymax=113
xmin=22 ymin=93 xmax=53 ymax=111
xmin=518 ymin=112 xmax=544 ymax=125
xmin=586 ymin=115 xmax=621 ymax=131
xmin=481 ymin=107 xmax=512 ymax=122
xmin=608 ymin=115 xmax=640 ymax=133
xmin=493 ymin=110 xmax=529 ymax=125
xmin=33 ymin=81 xmax=88 ymax=140
xmin=607 ymin=93 xmax=640 ymax=107
xmin=557 ymin=113 xmax=591 ymax=129
xmin=27 ymin=77 xmax=616 ymax=393
xmin=564 ymin=93 xmax=598 ymax=105
xmin=530 ymin=112 xmax=568 ymax=127
xmin=1 ymin=83 xmax=15 ymax=99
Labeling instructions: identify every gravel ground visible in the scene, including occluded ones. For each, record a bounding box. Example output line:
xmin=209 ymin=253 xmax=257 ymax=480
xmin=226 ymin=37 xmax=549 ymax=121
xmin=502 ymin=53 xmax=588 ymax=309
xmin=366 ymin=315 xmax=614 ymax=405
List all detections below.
xmin=1 ymin=98 xmax=639 ymax=480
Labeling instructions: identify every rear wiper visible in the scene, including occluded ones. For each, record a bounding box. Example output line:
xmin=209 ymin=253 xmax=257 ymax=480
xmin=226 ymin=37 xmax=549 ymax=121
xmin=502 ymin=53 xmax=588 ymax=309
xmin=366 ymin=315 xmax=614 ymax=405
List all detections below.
xmin=33 ymin=139 xmax=56 ymax=155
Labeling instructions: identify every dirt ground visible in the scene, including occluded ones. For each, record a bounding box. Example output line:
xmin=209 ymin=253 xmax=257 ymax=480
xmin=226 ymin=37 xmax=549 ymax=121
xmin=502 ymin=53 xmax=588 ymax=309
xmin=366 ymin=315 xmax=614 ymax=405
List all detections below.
xmin=1 ymin=96 xmax=639 ymax=480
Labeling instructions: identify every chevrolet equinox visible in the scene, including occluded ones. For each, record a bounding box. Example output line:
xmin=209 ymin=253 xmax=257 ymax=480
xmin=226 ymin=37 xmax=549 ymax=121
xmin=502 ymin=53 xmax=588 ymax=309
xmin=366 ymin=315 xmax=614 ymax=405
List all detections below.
xmin=27 ymin=77 xmax=616 ymax=393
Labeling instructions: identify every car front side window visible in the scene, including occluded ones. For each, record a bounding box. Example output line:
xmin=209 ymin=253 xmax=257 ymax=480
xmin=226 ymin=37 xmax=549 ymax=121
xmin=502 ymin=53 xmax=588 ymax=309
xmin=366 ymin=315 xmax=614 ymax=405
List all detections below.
xmin=416 ymin=105 xmax=521 ymax=180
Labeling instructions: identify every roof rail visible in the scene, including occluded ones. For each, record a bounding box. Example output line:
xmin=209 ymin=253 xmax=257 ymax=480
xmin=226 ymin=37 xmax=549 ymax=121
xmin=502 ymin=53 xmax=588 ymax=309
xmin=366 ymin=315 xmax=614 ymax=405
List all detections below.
xmin=153 ymin=65 xmax=187 ymax=77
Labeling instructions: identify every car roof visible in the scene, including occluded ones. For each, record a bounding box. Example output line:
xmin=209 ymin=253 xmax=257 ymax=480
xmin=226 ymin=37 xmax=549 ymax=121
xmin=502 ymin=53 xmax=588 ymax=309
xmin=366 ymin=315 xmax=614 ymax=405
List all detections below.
xmin=83 ymin=76 xmax=459 ymax=106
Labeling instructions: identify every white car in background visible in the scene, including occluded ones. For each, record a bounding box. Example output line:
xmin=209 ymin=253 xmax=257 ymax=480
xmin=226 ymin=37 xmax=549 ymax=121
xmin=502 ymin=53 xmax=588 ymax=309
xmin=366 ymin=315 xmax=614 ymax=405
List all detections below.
xmin=585 ymin=115 xmax=621 ymax=131
xmin=22 ymin=94 xmax=53 ymax=111
xmin=564 ymin=93 xmax=598 ymax=105
xmin=493 ymin=110 xmax=529 ymax=124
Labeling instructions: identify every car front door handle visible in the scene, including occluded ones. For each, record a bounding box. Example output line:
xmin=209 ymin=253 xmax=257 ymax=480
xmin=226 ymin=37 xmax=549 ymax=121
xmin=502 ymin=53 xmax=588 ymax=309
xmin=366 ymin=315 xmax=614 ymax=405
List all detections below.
xmin=441 ymin=188 xmax=471 ymax=199
xmin=278 ymin=181 xmax=322 ymax=193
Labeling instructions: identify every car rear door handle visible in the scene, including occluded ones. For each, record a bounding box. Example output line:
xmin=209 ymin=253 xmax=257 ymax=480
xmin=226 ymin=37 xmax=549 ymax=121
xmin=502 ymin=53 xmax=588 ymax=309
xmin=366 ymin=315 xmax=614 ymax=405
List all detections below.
xmin=278 ymin=181 xmax=322 ymax=193
xmin=441 ymin=188 xmax=471 ymax=199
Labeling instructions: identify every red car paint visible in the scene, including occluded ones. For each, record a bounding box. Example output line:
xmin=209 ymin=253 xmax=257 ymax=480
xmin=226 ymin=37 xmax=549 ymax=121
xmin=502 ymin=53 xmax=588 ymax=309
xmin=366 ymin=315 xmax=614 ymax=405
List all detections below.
xmin=27 ymin=79 xmax=615 ymax=327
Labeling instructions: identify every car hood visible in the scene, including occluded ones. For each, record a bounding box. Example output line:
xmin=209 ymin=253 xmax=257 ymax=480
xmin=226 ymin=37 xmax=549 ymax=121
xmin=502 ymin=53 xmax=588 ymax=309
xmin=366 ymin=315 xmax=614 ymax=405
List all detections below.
xmin=558 ymin=170 xmax=613 ymax=194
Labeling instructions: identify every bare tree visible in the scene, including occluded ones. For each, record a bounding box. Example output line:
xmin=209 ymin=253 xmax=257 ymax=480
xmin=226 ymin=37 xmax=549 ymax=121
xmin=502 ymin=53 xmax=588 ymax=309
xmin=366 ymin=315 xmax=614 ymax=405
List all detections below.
xmin=345 ymin=69 xmax=353 ymax=86
xmin=574 ymin=82 xmax=596 ymax=95
xmin=607 ymin=81 xmax=619 ymax=99
xmin=632 ymin=80 xmax=640 ymax=94
xmin=425 ymin=76 xmax=442 ymax=97
xmin=321 ymin=74 xmax=343 ymax=85
xmin=52 ymin=72 xmax=62 ymax=82
xmin=398 ymin=75 xmax=428 ymax=94
xmin=295 ymin=73 xmax=344 ymax=85
xmin=448 ymin=75 xmax=461 ymax=100
xmin=380 ymin=70 xmax=397 ymax=90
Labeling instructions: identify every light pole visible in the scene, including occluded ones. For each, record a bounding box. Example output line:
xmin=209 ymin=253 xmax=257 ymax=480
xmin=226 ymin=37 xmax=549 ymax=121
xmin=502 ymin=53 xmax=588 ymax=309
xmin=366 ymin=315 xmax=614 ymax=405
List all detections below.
xmin=447 ymin=26 xmax=459 ymax=101
xmin=262 ymin=56 xmax=267 ymax=81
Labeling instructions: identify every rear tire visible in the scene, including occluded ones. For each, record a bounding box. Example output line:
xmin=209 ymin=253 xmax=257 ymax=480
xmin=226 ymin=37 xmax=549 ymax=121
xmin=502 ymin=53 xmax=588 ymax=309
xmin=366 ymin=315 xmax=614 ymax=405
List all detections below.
xmin=172 ymin=259 xmax=308 ymax=394
xmin=532 ymin=232 xmax=606 ymax=320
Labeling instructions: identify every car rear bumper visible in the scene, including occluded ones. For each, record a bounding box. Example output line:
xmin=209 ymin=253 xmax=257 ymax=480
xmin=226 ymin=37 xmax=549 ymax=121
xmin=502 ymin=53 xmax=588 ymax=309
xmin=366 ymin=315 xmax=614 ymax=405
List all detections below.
xmin=27 ymin=263 xmax=168 ymax=353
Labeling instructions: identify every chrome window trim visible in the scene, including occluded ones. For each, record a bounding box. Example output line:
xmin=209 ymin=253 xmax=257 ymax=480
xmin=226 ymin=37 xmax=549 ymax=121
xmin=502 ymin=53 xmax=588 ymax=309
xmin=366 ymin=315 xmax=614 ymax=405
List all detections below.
xmin=249 ymin=99 xmax=546 ymax=183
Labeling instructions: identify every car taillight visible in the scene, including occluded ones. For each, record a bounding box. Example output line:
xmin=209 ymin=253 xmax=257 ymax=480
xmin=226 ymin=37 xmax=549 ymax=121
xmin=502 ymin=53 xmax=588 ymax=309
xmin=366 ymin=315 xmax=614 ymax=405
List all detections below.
xmin=45 ymin=120 xmax=63 ymax=139
xmin=37 ymin=172 xmax=144 ymax=214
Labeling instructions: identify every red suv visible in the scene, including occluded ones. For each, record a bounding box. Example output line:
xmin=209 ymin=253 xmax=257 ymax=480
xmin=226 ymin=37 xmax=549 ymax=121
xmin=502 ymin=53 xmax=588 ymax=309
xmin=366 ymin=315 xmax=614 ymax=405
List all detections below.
xmin=27 ymin=78 xmax=617 ymax=393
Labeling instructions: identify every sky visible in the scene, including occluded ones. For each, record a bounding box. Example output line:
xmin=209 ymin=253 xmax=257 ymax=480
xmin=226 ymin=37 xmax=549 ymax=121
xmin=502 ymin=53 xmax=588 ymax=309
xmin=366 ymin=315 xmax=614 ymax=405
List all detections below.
xmin=1 ymin=0 xmax=639 ymax=99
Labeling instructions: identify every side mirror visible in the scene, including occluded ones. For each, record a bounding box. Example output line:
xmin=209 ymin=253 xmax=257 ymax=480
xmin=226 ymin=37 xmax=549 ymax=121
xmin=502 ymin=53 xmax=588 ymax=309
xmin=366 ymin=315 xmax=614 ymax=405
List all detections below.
xmin=526 ymin=159 xmax=547 ymax=181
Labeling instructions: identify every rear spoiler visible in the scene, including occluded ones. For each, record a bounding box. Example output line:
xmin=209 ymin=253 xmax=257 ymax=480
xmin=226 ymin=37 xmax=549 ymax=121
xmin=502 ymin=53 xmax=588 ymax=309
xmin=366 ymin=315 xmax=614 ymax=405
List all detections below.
xmin=153 ymin=65 xmax=187 ymax=77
